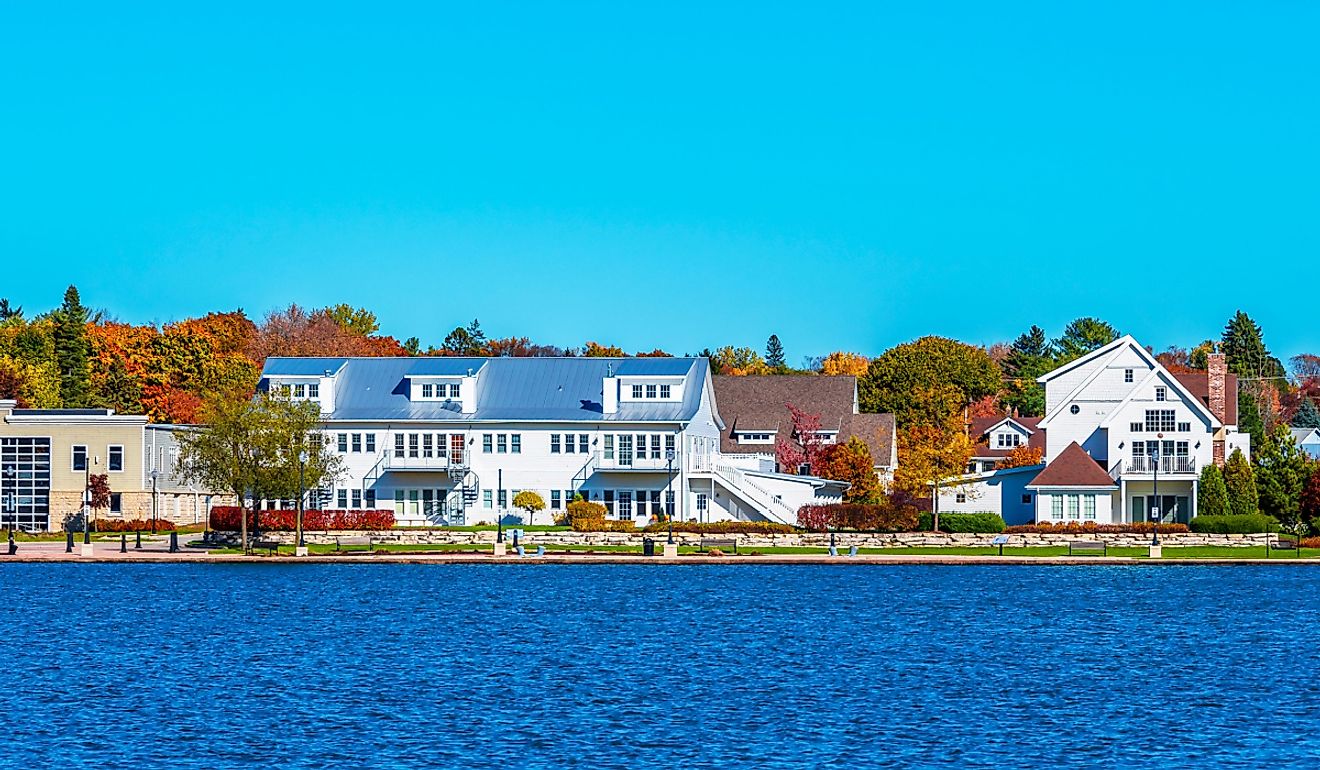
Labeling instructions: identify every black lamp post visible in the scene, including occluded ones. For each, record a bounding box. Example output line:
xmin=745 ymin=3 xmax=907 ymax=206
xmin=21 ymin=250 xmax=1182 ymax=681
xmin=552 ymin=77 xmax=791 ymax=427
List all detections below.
xmin=150 ymin=469 xmax=159 ymax=535
xmin=496 ymin=468 xmax=504 ymax=543
xmin=1150 ymin=435 xmax=1162 ymax=548
xmin=297 ymin=449 xmax=308 ymax=553
xmin=83 ymin=458 xmax=94 ymax=545
xmin=665 ymin=448 xmax=676 ymax=545
xmin=3 ymin=464 xmax=14 ymax=534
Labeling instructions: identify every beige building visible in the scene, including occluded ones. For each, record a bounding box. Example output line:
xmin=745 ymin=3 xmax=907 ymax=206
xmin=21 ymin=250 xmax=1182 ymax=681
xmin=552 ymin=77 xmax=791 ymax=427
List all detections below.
xmin=0 ymin=400 xmax=227 ymax=532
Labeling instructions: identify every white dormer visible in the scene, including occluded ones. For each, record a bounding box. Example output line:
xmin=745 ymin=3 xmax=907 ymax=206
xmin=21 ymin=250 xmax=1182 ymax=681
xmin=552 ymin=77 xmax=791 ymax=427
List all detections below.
xmin=270 ymin=369 xmax=337 ymax=413
xmin=618 ymin=377 xmax=684 ymax=403
xmin=404 ymin=373 xmax=478 ymax=414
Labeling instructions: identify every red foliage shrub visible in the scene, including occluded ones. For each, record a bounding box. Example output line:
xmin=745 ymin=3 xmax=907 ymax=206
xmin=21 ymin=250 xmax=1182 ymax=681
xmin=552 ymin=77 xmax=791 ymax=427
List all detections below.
xmin=796 ymin=503 xmax=919 ymax=532
xmin=1003 ymin=521 xmax=1189 ymax=534
xmin=1299 ymin=536 xmax=1320 ymax=549
xmin=641 ymin=521 xmax=795 ymax=535
xmin=209 ymin=506 xmax=395 ymax=531
xmin=92 ymin=518 xmax=177 ymax=532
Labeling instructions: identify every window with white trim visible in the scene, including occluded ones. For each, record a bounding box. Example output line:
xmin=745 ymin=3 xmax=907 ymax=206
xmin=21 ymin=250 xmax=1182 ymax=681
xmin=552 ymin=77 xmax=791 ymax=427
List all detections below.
xmin=107 ymin=445 xmax=124 ymax=472
xmin=551 ymin=434 xmax=561 ymax=453
xmin=1083 ymin=495 xmax=1096 ymax=520
xmin=1051 ymin=495 xmax=1063 ymax=519
xmin=1155 ymin=386 xmax=1167 ymax=402
xmin=632 ymin=385 xmax=643 ymax=398
xmin=1145 ymin=410 xmax=1176 ymax=432
xmin=1124 ymin=369 xmax=1134 ymax=383
xmin=1066 ymin=494 xmax=1080 ymax=520
xmin=1178 ymin=422 xmax=1191 ymax=433
xmin=955 ymin=493 xmax=967 ymax=504
xmin=660 ymin=385 xmax=671 ymax=398
xmin=449 ymin=384 xmax=460 ymax=398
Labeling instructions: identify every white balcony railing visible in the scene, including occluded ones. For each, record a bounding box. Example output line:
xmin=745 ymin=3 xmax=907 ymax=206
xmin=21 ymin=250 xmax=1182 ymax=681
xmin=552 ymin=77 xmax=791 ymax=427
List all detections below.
xmin=592 ymin=451 xmax=679 ymax=472
xmin=1124 ymin=456 xmax=1197 ymax=475
xmin=383 ymin=451 xmax=468 ymax=472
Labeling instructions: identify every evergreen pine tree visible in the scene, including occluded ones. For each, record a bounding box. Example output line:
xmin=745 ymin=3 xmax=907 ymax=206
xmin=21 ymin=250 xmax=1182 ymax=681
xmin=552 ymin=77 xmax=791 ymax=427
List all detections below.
xmin=1221 ymin=311 xmax=1282 ymax=378
xmin=1197 ymin=463 xmax=1230 ymax=517
xmin=1002 ymin=325 xmax=1056 ymax=416
xmin=402 ymin=337 xmax=422 ymax=355
xmin=465 ymin=319 xmax=488 ymax=354
xmin=1255 ymin=426 xmax=1312 ymax=529
xmin=53 ymin=285 xmax=91 ymax=408
xmin=1053 ymin=317 xmax=1119 ymax=361
xmin=1292 ymin=398 xmax=1320 ymax=429
xmin=1223 ymin=448 xmax=1259 ymax=517
xmin=765 ymin=334 xmax=786 ymax=371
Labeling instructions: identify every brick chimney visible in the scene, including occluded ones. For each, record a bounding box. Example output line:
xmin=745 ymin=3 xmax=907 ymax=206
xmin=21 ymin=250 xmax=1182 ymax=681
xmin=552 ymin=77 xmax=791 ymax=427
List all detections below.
xmin=1208 ymin=352 xmax=1227 ymax=466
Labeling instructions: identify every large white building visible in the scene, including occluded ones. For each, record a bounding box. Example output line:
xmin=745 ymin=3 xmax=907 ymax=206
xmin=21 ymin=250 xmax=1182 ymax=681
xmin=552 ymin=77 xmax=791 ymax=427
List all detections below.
xmin=260 ymin=356 xmax=845 ymax=526
xmin=940 ymin=336 xmax=1250 ymax=525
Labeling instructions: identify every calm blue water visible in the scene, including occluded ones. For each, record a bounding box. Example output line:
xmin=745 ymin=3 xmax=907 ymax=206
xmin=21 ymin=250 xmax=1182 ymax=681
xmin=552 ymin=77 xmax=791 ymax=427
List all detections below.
xmin=1 ymin=564 xmax=1317 ymax=768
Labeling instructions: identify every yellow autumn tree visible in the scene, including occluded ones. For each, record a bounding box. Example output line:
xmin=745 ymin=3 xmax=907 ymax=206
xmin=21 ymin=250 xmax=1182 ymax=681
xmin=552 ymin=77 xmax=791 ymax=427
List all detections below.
xmin=820 ymin=351 xmax=869 ymax=377
xmin=893 ymin=419 xmax=975 ymax=530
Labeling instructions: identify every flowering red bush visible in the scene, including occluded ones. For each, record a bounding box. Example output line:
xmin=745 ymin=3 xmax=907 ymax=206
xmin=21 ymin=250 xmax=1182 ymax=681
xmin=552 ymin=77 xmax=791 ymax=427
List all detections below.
xmin=1004 ymin=522 xmax=1189 ymax=534
xmin=92 ymin=518 xmax=177 ymax=532
xmin=209 ymin=506 xmax=395 ymax=531
xmin=797 ymin=503 xmax=919 ymax=532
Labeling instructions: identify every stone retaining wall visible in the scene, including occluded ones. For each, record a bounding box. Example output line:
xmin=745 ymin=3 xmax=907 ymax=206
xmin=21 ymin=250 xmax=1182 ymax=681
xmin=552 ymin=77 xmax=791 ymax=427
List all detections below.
xmin=225 ymin=530 xmax=1277 ymax=549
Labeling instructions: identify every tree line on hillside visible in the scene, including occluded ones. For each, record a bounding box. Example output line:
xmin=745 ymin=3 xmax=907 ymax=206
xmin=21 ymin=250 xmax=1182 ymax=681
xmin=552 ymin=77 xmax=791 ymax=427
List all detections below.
xmin=4 ymin=288 xmax=1320 ymax=531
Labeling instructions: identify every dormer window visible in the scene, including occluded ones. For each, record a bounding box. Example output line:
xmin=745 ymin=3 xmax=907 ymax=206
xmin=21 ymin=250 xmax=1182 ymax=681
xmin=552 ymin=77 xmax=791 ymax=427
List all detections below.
xmin=632 ymin=384 xmax=643 ymax=398
xmin=646 ymin=384 xmax=657 ymax=398
xmin=449 ymin=384 xmax=460 ymax=398
xmin=293 ymin=384 xmax=305 ymax=398
xmin=307 ymin=383 xmax=319 ymax=398
xmin=422 ymin=384 xmax=434 ymax=398
xmin=736 ymin=432 xmax=775 ymax=444
xmin=660 ymin=384 xmax=671 ymax=398
xmin=995 ymin=433 xmax=1021 ymax=448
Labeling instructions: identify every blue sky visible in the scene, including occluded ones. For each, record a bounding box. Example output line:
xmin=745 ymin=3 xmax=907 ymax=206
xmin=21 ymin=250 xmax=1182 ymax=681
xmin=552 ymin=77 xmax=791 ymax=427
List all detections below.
xmin=2 ymin=2 xmax=1315 ymax=365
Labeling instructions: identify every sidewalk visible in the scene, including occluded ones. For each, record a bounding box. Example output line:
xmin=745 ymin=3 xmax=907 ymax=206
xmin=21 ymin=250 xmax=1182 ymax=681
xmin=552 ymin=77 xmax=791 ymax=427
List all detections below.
xmin=2 ymin=540 xmax=1318 ymax=566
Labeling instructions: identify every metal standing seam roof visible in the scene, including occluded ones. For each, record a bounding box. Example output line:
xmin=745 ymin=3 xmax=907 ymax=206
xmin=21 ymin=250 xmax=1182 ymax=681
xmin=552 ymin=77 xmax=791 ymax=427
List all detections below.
xmin=262 ymin=357 xmax=350 ymax=376
xmin=260 ymin=357 xmax=710 ymax=423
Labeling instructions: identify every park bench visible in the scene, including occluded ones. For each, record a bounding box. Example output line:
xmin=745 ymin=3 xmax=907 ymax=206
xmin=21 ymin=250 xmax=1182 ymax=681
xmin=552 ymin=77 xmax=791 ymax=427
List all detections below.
xmin=1068 ymin=541 xmax=1107 ymax=557
xmin=335 ymin=535 xmax=373 ymax=553
xmin=699 ymin=537 xmax=738 ymax=555
xmin=1271 ymin=537 xmax=1297 ymax=552
xmin=251 ymin=539 xmax=280 ymax=556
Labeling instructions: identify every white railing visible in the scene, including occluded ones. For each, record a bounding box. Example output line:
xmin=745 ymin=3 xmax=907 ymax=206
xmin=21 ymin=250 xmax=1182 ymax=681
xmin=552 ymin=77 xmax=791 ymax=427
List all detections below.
xmin=592 ymin=451 xmax=679 ymax=472
xmin=1125 ymin=456 xmax=1197 ymax=475
xmin=383 ymin=451 xmax=468 ymax=471
xmin=713 ymin=462 xmax=798 ymax=525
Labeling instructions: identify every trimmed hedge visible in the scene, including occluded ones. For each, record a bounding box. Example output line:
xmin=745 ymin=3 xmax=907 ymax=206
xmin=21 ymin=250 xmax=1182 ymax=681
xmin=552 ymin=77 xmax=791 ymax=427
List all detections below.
xmin=919 ymin=512 xmax=1006 ymax=534
xmin=641 ymin=521 xmax=795 ymax=535
xmin=210 ymin=506 xmax=395 ymax=532
xmin=1188 ymin=514 xmax=1279 ymax=534
xmin=1005 ymin=522 xmax=1189 ymax=534
xmin=797 ymin=503 xmax=919 ymax=533
xmin=92 ymin=518 xmax=177 ymax=532
xmin=919 ymin=512 xmax=1005 ymax=534
xmin=571 ymin=518 xmax=636 ymax=532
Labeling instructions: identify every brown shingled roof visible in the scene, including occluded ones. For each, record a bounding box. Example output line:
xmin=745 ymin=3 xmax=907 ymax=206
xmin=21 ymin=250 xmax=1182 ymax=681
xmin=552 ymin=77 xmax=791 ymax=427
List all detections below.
xmin=969 ymin=415 xmax=1045 ymax=459
xmin=711 ymin=375 xmax=897 ymax=467
xmin=1027 ymin=442 xmax=1118 ymax=488
xmin=1172 ymin=371 xmax=1239 ymax=425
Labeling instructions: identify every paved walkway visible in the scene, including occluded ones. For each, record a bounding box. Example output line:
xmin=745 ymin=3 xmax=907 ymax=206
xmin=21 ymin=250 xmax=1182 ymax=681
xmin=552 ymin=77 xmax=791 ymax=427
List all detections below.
xmin=1 ymin=539 xmax=1316 ymax=566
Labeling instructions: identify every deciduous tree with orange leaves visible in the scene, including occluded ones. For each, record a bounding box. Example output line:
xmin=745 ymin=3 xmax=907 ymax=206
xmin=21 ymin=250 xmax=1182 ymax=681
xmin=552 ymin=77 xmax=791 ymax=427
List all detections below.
xmin=819 ymin=351 xmax=869 ymax=377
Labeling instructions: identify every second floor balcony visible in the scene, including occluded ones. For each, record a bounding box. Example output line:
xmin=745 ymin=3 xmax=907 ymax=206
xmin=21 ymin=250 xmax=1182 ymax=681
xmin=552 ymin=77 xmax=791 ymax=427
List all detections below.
xmin=593 ymin=451 xmax=681 ymax=472
xmin=1121 ymin=456 xmax=1198 ymax=476
xmin=382 ymin=451 xmax=468 ymax=472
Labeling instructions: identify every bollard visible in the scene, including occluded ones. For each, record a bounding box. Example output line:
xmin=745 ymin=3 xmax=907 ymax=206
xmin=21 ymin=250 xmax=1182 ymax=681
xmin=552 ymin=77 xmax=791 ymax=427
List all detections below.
xmin=7 ymin=531 xmax=16 ymax=556
xmin=66 ymin=531 xmax=74 ymax=553
xmin=120 ymin=533 xmax=127 ymax=553
xmin=169 ymin=531 xmax=179 ymax=553
xmin=135 ymin=531 xmax=142 ymax=550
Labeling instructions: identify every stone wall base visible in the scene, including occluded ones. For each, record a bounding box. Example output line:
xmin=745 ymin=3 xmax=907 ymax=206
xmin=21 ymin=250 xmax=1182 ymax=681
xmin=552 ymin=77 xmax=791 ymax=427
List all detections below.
xmin=214 ymin=530 xmax=1278 ymax=549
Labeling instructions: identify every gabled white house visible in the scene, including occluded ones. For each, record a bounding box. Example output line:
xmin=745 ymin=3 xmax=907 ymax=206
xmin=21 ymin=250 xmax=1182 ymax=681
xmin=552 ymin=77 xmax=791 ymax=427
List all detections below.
xmin=939 ymin=336 xmax=1250 ymax=525
xmin=260 ymin=356 xmax=845 ymax=527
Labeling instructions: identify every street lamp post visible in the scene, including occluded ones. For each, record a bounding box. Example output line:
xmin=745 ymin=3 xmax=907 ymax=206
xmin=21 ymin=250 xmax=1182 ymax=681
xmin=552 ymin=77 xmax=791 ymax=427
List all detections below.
xmin=3 ymin=464 xmax=15 ymax=535
xmin=150 ymin=469 xmax=159 ymax=535
xmin=296 ymin=449 xmax=308 ymax=557
xmin=665 ymin=448 xmax=676 ymax=545
xmin=1150 ymin=435 xmax=1162 ymax=550
xmin=83 ymin=459 xmax=93 ymax=545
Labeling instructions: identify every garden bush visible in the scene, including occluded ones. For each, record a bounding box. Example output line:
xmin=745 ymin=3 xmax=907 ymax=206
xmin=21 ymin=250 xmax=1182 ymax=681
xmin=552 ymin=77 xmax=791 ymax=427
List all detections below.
xmin=1004 ymin=522 xmax=1189 ymax=534
xmin=641 ymin=520 xmax=795 ymax=535
xmin=209 ymin=506 xmax=396 ymax=531
xmin=92 ymin=518 xmax=177 ymax=532
xmin=797 ymin=503 xmax=918 ymax=532
xmin=570 ymin=517 xmax=636 ymax=532
xmin=936 ymin=512 xmax=1006 ymax=533
xmin=564 ymin=500 xmax=607 ymax=528
xmin=1188 ymin=514 xmax=1279 ymax=534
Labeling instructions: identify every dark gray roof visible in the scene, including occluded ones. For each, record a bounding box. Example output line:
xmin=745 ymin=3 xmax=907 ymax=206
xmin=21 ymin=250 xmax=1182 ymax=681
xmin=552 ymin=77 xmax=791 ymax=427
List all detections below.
xmin=261 ymin=357 xmax=710 ymax=424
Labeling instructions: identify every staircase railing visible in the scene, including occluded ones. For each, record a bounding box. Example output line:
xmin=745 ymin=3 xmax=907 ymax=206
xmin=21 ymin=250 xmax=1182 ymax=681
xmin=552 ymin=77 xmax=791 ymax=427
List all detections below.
xmin=712 ymin=462 xmax=798 ymax=525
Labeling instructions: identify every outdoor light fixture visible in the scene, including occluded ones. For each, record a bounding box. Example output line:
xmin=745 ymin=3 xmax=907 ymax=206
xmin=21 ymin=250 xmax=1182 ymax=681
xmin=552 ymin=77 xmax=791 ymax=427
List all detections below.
xmin=297 ymin=449 xmax=309 ymax=554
